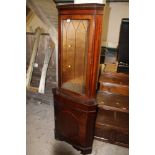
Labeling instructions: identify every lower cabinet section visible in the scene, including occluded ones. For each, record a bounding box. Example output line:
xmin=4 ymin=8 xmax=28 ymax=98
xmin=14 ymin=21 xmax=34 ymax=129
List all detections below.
xmin=53 ymin=88 xmax=97 ymax=154
xmin=95 ymin=125 xmax=129 ymax=147
xmin=115 ymin=130 xmax=129 ymax=145
xmin=95 ymin=109 xmax=129 ymax=147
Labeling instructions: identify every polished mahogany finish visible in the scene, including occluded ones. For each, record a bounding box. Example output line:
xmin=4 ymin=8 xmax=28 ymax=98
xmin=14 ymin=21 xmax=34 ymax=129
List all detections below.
xmin=53 ymin=4 xmax=104 ymax=154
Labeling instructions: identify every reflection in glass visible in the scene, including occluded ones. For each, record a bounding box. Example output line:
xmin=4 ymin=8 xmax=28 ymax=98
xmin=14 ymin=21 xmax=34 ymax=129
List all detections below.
xmin=61 ymin=19 xmax=89 ymax=94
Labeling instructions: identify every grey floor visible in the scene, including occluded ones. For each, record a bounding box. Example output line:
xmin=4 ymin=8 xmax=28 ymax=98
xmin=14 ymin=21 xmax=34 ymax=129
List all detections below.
xmin=27 ymin=97 xmax=129 ymax=155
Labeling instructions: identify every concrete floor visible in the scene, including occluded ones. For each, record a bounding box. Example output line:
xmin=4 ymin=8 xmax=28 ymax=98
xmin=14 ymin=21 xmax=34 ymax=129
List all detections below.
xmin=27 ymin=97 xmax=129 ymax=155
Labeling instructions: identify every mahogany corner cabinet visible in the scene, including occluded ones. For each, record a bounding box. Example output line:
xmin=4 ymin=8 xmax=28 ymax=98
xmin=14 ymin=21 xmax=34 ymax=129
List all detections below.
xmin=52 ymin=3 xmax=104 ymax=154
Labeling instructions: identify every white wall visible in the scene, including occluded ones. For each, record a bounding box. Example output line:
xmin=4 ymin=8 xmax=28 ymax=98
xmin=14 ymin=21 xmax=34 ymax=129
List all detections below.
xmin=102 ymin=2 xmax=129 ymax=48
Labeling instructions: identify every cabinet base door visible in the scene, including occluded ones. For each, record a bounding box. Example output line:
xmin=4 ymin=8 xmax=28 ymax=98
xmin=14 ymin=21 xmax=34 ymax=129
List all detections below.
xmin=53 ymin=88 xmax=97 ymax=154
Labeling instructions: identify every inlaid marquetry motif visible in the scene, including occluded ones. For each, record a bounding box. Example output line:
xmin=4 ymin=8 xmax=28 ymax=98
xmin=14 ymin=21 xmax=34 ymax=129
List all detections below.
xmin=61 ymin=19 xmax=89 ymax=94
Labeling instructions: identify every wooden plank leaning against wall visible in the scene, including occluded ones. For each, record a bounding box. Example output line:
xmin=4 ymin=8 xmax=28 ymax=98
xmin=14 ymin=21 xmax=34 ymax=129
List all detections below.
xmin=26 ymin=27 xmax=42 ymax=88
xmin=26 ymin=27 xmax=55 ymax=94
xmin=39 ymin=41 xmax=55 ymax=93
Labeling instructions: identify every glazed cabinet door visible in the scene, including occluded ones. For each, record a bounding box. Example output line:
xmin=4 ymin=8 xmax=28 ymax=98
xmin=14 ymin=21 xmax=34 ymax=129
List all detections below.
xmin=59 ymin=15 xmax=95 ymax=97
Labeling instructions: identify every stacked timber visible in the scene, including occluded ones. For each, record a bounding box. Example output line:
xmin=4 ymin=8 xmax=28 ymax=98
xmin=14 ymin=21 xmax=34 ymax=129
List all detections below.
xmin=26 ymin=31 xmax=56 ymax=104
xmin=26 ymin=32 xmax=56 ymax=91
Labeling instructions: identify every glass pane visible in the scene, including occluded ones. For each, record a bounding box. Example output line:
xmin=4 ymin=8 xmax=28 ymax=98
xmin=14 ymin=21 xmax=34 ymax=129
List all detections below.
xmin=61 ymin=19 xmax=89 ymax=94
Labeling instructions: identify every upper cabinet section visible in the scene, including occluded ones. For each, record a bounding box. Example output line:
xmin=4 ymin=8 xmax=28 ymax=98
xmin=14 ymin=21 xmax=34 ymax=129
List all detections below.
xmin=57 ymin=4 xmax=104 ymax=98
